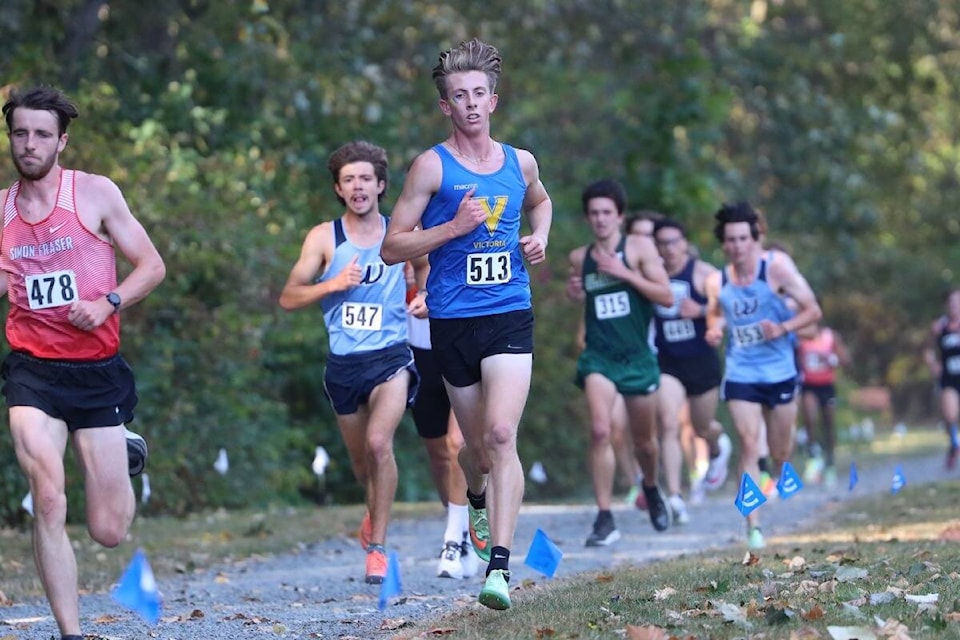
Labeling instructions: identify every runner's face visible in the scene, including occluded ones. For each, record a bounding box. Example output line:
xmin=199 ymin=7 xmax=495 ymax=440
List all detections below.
xmin=722 ymin=221 xmax=756 ymax=265
xmin=334 ymin=161 xmax=383 ymax=216
xmin=585 ymin=197 xmax=623 ymax=241
xmin=654 ymin=228 xmax=687 ymax=267
xmin=8 ymin=108 xmax=65 ymax=181
xmin=440 ymin=71 xmax=497 ymax=131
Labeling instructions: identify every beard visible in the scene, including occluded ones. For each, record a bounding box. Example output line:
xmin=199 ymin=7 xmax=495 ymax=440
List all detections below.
xmin=11 ymin=151 xmax=57 ymax=181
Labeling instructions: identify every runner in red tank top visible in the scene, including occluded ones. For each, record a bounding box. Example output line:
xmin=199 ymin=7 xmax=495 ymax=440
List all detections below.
xmin=0 ymin=86 xmax=165 ymax=640
xmin=797 ymin=322 xmax=851 ymax=486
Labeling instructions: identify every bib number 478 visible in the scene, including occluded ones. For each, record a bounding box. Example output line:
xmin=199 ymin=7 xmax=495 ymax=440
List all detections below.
xmin=26 ymin=269 xmax=77 ymax=310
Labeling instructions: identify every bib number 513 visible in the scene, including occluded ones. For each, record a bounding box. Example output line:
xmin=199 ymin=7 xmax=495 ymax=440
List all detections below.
xmin=466 ymin=252 xmax=511 ymax=286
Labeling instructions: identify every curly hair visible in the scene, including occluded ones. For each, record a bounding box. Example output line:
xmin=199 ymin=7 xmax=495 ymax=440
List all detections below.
xmin=327 ymin=141 xmax=389 ymax=206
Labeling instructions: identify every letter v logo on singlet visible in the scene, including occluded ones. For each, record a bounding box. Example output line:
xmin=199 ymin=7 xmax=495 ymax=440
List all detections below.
xmin=478 ymin=196 xmax=508 ymax=235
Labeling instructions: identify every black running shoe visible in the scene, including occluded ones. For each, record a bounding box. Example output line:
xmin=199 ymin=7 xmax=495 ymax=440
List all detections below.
xmin=585 ymin=513 xmax=621 ymax=547
xmin=125 ymin=428 xmax=148 ymax=477
xmin=644 ymin=484 xmax=672 ymax=532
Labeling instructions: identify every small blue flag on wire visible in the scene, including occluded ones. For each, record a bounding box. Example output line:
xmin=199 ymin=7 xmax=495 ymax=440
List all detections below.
xmin=735 ymin=472 xmax=767 ymax=516
xmin=776 ymin=461 xmax=804 ymax=499
xmin=891 ymin=465 xmax=906 ymax=494
xmin=378 ymin=551 xmax=402 ymax=611
xmin=849 ymin=462 xmax=859 ymax=491
xmin=111 ymin=548 xmax=161 ymax=624
xmin=524 ymin=528 xmax=563 ymax=578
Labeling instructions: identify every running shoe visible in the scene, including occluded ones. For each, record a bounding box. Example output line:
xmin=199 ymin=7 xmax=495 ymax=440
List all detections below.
xmin=644 ymin=485 xmax=671 ymax=532
xmin=668 ymin=494 xmax=689 ymax=525
xmin=803 ymin=456 xmax=825 ymax=484
xmin=478 ymin=569 xmax=511 ymax=610
xmin=584 ymin=512 xmax=621 ymax=547
xmin=634 ymin=483 xmax=648 ymax=511
xmin=124 ymin=428 xmax=148 ymax=477
xmin=468 ymin=504 xmax=491 ymax=562
xmin=759 ymin=472 xmax=778 ymax=498
xmin=747 ymin=527 xmax=766 ymax=550
xmin=702 ymin=433 xmax=732 ymax=491
xmin=688 ymin=480 xmax=706 ymax=506
xmin=358 ymin=511 xmax=372 ymax=551
xmin=948 ymin=444 xmax=959 ymax=471
xmin=823 ymin=466 xmax=837 ymax=488
xmin=624 ymin=484 xmax=640 ymax=507
xmin=364 ymin=546 xmax=387 ymax=584
xmin=437 ymin=540 xmax=464 ymax=579
xmin=460 ymin=535 xmax=479 ymax=579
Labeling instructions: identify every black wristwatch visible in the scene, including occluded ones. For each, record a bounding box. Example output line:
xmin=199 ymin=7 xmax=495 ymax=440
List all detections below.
xmin=106 ymin=292 xmax=121 ymax=313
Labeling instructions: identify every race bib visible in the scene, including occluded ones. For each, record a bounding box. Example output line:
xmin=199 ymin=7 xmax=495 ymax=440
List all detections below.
xmin=947 ymin=355 xmax=960 ymax=376
xmin=26 ymin=269 xmax=78 ymax=310
xmin=466 ymin=252 xmax=511 ymax=285
xmin=594 ymin=291 xmax=630 ymax=320
xmin=341 ymin=302 xmax=382 ymax=331
xmin=662 ymin=318 xmax=695 ymax=342
xmin=804 ymin=352 xmax=828 ymax=372
xmin=732 ymin=323 xmax=765 ymax=347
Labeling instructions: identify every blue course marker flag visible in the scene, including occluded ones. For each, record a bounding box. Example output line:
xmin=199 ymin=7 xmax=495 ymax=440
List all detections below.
xmin=776 ymin=461 xmax=804 ymax=499
xmin=378 ymin=551 xmax=403 ymax=611
xmin=111 ymin=548 xmax=161 ymax=625
xmin=735 ymin=472 xmax=767 ymax=516
xmin=849 ymin=461 xmax=859 ymax=491
xmin=891 ymin=465 xmax=907 ymax=494
xmin=524 ymin=528 xmax=563 ymax=578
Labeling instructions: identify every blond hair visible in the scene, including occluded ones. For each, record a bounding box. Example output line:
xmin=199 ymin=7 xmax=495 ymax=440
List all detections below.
xmin=432 ymin=38 xmax=502 ymax=100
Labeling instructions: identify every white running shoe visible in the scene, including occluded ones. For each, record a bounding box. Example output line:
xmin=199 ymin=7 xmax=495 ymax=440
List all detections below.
xmin=702 ymin=433 xmax=732 ymax=491
xmin=668 ymin=494 xmax=690 ymax=525
xmin=460 ymin=535 xmax=479 ymax=579
xmin=437 ymin=541 xmax=464 ymax=579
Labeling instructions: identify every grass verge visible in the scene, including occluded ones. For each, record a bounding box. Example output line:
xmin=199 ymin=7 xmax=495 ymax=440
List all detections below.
xmin=399 ymin=478 xmax=960 ymax=640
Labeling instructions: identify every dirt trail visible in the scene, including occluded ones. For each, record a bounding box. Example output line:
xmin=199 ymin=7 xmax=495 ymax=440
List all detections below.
xmin=1 ymin=451 xmax=952 ymax=639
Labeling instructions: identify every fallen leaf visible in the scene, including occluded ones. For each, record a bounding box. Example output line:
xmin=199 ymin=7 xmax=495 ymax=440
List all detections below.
xmin=625 ymin=624 xmax=669 ymax=640
xmin=534 ymin=628 xmax=555 ymax=638
xmin=835 ymin=566 xmax=868 ymax=582
xmin=742 ymin=551 xmax=760 ymax=566
xmin=803 ymin=604 xmax=825 ymax=620
xmin=425 ymin=628 xmax=457 ymax=636
xmin=903 ymin=593 xmax=937 ymax=604
xmin=827 ymin=625 xmax=878 ymax=640
xmin=595 ymin=573 xmax=615 ymax=583
xmin=791 ymin=626 xmax=823 ymax=639
xmin=787 ymin=556 xmax=807 ymax=571
xmin=717 ymin=601 xmax=751 ymax=627
xmin=379 ymin=617 xmax=411 ymax=630
xmin=653 ymin=587 xmax=676 ymax=601
xmin=938 ymin=524 xmax=960 ymax=541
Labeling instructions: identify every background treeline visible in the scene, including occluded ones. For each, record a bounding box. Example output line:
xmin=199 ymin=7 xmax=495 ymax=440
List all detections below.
xmin=1 ymin=0 xmax=958 ymax=523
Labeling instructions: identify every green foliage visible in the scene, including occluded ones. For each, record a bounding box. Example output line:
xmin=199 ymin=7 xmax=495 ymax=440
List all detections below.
xmin=0 ymin=0 xmax=956 ymax=520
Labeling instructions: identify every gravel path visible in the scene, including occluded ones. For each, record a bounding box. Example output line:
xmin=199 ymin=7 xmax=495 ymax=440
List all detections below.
xmin=1 ymin=450 xmax=952 ymax=639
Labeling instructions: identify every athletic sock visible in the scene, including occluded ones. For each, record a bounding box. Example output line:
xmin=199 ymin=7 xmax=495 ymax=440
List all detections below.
xmin=487 ymin=546 xmax=510 ymax=576
xmin=444 ymin=502 xmax=468 ymax=542
xmin=62 ymin=636 xmax=84 ymax=640
xmin=758 ymin=457 xmax=770 ymax=475
xmin=467 ymin=489 xmax=486 ymax=510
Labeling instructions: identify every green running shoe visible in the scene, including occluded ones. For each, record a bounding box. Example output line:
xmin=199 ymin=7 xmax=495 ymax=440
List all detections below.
xmin=479 ymin=569 xmax=511 ymax=610
xmin=468 ymin=503 xmax=491 ymax=562
xmin=748 ymin=526 xmax=766 ymax=550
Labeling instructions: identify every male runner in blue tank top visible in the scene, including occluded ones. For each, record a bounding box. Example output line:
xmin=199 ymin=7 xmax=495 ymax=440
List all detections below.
xmin=381 ymin=39 xmax=552 ymax=610
xmin=279 ymin=141 xmax=425 ymax=586
xmin=704 ymin=201 xmax=821 ymax=550
xmin=651 ymin=218 xmax=731 ymax=525
xmin=568 ymin=180 xmax=674 ymax=546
